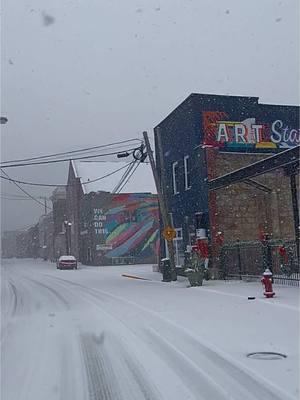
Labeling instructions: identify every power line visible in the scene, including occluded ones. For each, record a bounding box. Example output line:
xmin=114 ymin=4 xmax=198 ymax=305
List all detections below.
xmin=0 ymin=147 xmax=139 ymax=168
xmin=1 ymin=196 xmax=34 ymax=201
xmin=112 ymin=161 xmax=137 ymax=193
xmin=0 ymin=161 xmax=134 ymax=187
xmin=1 ymin=192 xmax=35 ymax=199
xmin=79 ymin=161 xmax=135 ymax=186
xmin=117 ymin=161 xmax=141 ymax=193
xmin=1 ymin=192 xmax=50 ymax=199
xmin=0 ymin=169 xmax=52 ymax=210
xmin=1 ymin=138 xmax=142 ymax=164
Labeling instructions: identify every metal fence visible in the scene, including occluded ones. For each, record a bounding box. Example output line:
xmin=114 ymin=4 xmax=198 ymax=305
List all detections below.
xmin=219 ymin=239 xmax=299 ymax=287
xmin=111 ymin=256 xmax=135 ymax=265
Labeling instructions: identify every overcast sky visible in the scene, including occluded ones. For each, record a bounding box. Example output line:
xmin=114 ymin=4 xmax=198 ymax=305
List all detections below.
xmin=1 ymin=0 xmax=299 ymax=231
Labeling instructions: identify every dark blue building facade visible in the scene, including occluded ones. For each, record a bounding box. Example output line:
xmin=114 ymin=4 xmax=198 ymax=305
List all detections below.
xmin=154 ymin=93 xmax=299 ymax=263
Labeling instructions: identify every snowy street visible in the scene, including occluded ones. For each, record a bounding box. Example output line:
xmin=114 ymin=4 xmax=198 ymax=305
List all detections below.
xmin=1 ymin=258 xmax=299 ymax=400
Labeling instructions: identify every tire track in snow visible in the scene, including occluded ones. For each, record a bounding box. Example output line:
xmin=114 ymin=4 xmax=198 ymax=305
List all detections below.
xmin=81 ymin=331 xmax=162 ymax=400
xmin=145 ymin=327 xmax=289 ymax=400
xmin=47 ymin=277 xmax=171 ymax=399
xmin=80 ymin=332 xmax=122 ymax=400
xmin=45 ymin=275 xmax=293 ymax=400
xmin=109 ymin=335 xmax=163 ymax=400
xmin=144 ymin=328 xmax=228 ymax=400
xmin=24 ymin=278 xmax=71 ymax=310
xmin=122 ymin=357 xmax=161 ymax=400
xmin=44 ymin=275 xmax=108 ymax=303
xmin=1 ymin=281 xmax=18 ymax=345
xmin=8 ymin=281 xmax=18 ymax=316
xmin=45 ymin=276 xmax=225 ymax=399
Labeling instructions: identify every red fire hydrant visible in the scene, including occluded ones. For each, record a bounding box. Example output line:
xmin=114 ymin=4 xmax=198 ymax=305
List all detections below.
xmin=261 ymin=269 xmax=275 ymax=298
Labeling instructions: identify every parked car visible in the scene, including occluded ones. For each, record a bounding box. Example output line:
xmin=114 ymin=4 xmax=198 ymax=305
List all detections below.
xmin=57 ymin=255 xmax=77 ymax=270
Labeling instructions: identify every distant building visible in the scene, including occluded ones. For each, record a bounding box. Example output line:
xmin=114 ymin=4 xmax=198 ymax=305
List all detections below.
xmin=26 ymin=224 xmax=39 ymax=258
xmin=51 ymin=187 xmax=67 ymax=258
xmin=1 ymin=231 xmax=18 ymax=258
xmin=2 ymin=225 xmax=39 ymax=259
xmin=16 ymin=231 xmax=28 ymax=258
xmin=38 ymin=212 xmax=54 ymax=260
xmin=154 ymin=93 xmax=299 ymax=268
xmin=67 ymin=160 xmax=159 ymax=264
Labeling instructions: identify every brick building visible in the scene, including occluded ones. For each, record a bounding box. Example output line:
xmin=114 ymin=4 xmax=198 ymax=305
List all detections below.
xmin=67 ymin=160 xmax=158 ymax=264
xmin=80 ymin=191 xmax=159 ymax=265
xmin=154 ymin=93 xmax=299 ymax=270
xmin=51 ymin=187 xmax=67 ymax=258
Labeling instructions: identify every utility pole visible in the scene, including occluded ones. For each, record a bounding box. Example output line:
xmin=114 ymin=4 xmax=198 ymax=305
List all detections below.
xmin=143 ymin=131 xmax=176 ymax=280
xmin=44 ymin=197 xmax=47 ymax=215
xmin=290 ymin=172 xmax=299 ymax=262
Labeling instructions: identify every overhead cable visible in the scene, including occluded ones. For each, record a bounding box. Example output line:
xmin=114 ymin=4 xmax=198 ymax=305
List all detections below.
xmin=0 ymin=147 xmax=139 ymax=168
xmin=0 ymin=169 xmax=52 ymax=210
xmin=117 ymin=161 xmax=141 ymax=193
xmin=1 ymin=192 xmax=44 ymax=199
xmin=1 ymin=138 xmax=142 ymax=164
xmin=112 ymin=161 xmax=137 ymax=193
xmin=0 ymin=161 xmax=134 ymax=187
xmin=1 ymin=196 xmax=34 ymax=201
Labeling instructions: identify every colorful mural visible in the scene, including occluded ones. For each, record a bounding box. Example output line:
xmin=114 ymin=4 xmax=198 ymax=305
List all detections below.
xmin=202 ymin=111 xmax=299 ymax=150
xmin=92 ymin=193 xmax=159 ymax=263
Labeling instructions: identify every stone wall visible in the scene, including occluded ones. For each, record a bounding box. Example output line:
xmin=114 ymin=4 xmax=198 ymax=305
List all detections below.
xmin=211 ymin=151 xmax=297 ymax=243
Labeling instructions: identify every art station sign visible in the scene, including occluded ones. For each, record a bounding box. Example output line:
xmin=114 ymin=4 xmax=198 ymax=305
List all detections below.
xmin=202 ymin=111 xmax=299 ymax=150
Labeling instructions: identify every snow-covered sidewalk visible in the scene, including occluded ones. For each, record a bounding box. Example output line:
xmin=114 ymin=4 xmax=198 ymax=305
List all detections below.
xmin=1 ymin=259 xmax=299 ymax=400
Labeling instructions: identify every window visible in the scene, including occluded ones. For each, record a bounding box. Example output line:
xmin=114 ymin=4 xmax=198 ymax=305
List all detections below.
xmin=172 ymin=161 xmax=180 ymax=194
xmin=175 ymin=228 xmax=183 ymax=240
xmin=184 ymin=155 xmax=191 ymax=190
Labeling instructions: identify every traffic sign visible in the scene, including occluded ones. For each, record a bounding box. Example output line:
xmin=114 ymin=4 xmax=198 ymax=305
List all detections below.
xmin=163 ymin=226 xmax=176 ymax=241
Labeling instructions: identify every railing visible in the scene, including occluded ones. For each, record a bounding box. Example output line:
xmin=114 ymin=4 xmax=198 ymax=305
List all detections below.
xmin=273 ymin=273 xmax=300 ymax=287
xmin=111 ymin=256 xmax=135 ymax=265
xmin=219 ymin=239 xmax=299 ymax=287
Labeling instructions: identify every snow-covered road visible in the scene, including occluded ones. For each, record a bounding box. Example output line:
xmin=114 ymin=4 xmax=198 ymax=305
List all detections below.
xmin=1 ymin=259 xmax=299 ymax=400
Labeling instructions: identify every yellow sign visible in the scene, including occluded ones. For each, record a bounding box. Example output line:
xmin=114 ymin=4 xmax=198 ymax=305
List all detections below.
xmin=163 ymin=226 xmax=176 ymax=241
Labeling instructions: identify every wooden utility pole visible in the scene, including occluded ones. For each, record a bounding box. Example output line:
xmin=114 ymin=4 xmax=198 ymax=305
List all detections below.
xmin=143 ymin=131 xmax=176 ymax=280
xmin=290 ymin=172 xmax=299 ymax=262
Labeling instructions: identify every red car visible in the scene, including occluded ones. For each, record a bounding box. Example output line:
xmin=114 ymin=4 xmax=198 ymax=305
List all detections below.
xmin=57 ymin=255 xmax=77 ymax=270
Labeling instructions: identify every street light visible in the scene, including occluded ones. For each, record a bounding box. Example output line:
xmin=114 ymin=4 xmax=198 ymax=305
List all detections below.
xmin=0 ymin=117 xmax=8 ymax=125
xmin=64 ymin=220 xmax=72 ymax=255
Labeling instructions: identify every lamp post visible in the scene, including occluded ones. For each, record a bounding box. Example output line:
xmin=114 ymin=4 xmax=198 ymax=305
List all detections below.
xmin=64 ymin=220 xmax=72 ymax=255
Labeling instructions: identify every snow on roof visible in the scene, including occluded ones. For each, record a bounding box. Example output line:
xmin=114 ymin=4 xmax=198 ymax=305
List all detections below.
xmin=72 ymin=160 xmax=157 ymax=195
xmin=59 ymin=255 xmax=76 ymax=261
